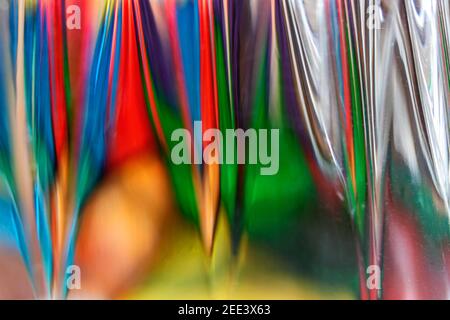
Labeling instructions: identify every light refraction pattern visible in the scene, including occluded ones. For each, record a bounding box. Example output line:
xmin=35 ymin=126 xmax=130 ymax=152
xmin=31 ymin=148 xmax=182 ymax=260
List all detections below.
xmin=0 ymin=0 xmax=449 ymax=300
